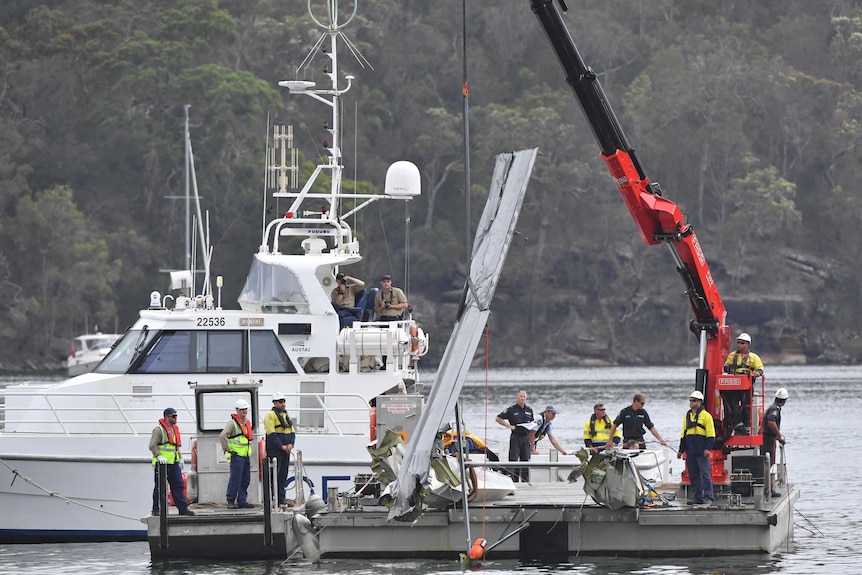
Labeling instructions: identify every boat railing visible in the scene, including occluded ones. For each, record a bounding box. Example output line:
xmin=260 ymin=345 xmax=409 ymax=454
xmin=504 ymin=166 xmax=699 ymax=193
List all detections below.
xmin=282 ymin=391 xmax=372 ymax=436
xmin=1 ymin=389 xmax=373 ymax=436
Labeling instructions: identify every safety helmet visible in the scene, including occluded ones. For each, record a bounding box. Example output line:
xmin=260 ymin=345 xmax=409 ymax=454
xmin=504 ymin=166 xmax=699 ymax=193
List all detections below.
xmin=272 ymin=392 xmax=286 ymax=402
xmin=737 ymin=333 xmax=752 ymax=343
xmin=689 ymin=390 xmax=704 ymax=401
xmin=774 ymin=388 xmax=789 ymax=400
xmin=235 ymin=399 xmax=250 ymax=409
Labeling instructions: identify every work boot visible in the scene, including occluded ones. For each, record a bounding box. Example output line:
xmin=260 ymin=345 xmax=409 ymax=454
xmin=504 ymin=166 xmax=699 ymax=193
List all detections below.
xmin=734 ymin=422 xmax=750 ymax=435
xmin=238 ymin=502 xmax=255 ymax=509
xmin=227 ymin=501 xmax=238 ymax=509
xmin=178 ymin=508 xmax=196 ymax=516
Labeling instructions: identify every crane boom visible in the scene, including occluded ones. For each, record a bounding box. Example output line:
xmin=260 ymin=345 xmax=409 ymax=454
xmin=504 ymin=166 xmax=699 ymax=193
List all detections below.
xmin=529 ymin=0 xmax=763 ymax=463
xmin=530 ymin=0 xmax=725 ymax=335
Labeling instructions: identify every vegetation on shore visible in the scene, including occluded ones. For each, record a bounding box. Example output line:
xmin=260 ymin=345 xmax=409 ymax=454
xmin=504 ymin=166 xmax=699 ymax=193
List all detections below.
xmin=2 ymin=1 xmax=862 ymax=372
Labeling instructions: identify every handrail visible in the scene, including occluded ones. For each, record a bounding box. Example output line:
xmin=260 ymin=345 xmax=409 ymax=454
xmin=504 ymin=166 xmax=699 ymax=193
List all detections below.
xmin=1 ymin=390 xmax=372 ymax=437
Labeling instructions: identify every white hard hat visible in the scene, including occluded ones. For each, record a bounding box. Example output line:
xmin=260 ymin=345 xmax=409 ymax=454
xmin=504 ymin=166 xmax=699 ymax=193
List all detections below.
xmin=272 ymin=392 xmax=286 ymax=402
xmin=737 ymin=333 xmax=752 ymax=343
xmin=235 ymin=399 xmax=250 ymax=410
xmin=689 ymin=390 xmax=704 ymax=401
xmin=775 ymin=388 xmax=789 ymax=400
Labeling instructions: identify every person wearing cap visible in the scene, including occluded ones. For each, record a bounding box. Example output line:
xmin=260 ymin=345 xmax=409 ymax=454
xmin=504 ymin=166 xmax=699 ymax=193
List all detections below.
xmin=495 ymin=390 xmax=535 ymax=482
xmin=678 ymin=390 xmax=716 ymax=507
xmin=264 ymin=392 xmax=295 ymax=506
xmin=722 ymin=332 xmax=765 ymax=435
xmin=605 ymin=393 xmax=668 ymax=450
xmin=148 ymin=407 xmax=195 ymax=516
xmin=529 ymin=405 xmax=568 ymax=456
xmin=374 ymin=275 xmax=408 ymax=321
xmin=219 ymin=399 xmax=255 ymax=509
xmin=762 ymin=388 xmax=789 ymax=497
xmin=331 ymin=271 xmax=366 ymax=327
xmin=374 ymin=275 xmax=408 ymax=368
xmin=583 ymin=403 xmax=621 ymax=453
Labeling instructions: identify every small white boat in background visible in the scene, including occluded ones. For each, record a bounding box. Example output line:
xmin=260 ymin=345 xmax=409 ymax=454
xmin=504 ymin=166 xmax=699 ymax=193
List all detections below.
xmin=65 ymin=332 xmax=120 ymax=376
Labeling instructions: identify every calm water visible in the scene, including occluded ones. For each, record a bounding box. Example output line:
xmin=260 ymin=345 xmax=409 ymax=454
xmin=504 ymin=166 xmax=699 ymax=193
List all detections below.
xmin=0 ymin=365 xmax=856 ymax=574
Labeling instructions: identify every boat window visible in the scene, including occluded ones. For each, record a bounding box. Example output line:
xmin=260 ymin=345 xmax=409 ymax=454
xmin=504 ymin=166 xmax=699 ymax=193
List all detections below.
xmin=96 ymin=330 xmax=157 ymax=373
xmin=137 ymin=331 xmax=194 ymax=373
xmin=238 ymin=258 xmax=310 ymax=313
xmin=299 ymin=357 xmax=330 ymax=373
xmin=205 ymin=332 xmax=245 ymax=373
xmin=250 ymin=331 xmax=297 ymax=373
xmin=124 ymin=330 xmax=296 ymax=374
xmin=136 ymin=331 xmax=244 ymax=374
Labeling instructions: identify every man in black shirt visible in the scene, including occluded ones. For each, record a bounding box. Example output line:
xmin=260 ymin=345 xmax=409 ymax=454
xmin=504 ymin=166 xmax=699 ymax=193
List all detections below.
xmin=495 ymin=390 xmax=534 ymax=482
xmin=605 ymin=393 xmax=668 ymax=450
xmin=762 ymin=388 xmax=788 ymax=497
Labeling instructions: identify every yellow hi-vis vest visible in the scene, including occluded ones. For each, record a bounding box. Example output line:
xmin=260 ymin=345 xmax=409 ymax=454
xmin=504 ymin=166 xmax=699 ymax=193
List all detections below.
xmin=152 ymin=419 xmax=182 ymax=468
xmin=226 ymin=414 xmax=253 ymax=461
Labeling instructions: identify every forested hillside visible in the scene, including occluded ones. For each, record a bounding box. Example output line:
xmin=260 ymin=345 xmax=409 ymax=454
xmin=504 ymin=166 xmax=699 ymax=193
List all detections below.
xmin=1 ymin=0 xmax=862 ymax=371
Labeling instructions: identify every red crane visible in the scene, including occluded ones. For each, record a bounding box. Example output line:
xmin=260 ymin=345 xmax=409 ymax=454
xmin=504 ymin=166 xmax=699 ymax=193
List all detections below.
xmin=528 ymin=0 xmax=765 ymax=482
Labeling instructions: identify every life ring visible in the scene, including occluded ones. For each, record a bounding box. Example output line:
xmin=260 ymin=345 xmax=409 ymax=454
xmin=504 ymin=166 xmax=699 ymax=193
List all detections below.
xmin=190 ymin=439 xmax=198 ymax=472
xmin=369 ymin=407 xmax=377 ymax=442
xmin=409 ymin=324 xmax=419 ymax=353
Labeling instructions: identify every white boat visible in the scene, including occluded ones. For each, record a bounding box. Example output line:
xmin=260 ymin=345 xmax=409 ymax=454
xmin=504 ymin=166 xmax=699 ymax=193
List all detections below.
xmin=0 ymin=1 xmax=428 ymax=542
xmin=65 ymin=333 xmax=120 ymax=377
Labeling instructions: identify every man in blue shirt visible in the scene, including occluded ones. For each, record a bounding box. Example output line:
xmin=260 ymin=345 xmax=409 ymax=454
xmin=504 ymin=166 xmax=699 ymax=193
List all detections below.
xmin=605 ymin=393 xmax=668 ymax=450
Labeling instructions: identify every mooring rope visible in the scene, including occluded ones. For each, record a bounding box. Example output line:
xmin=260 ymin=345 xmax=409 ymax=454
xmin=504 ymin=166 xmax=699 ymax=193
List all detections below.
xmin=0 ymin=456 xmax=141 ymax=521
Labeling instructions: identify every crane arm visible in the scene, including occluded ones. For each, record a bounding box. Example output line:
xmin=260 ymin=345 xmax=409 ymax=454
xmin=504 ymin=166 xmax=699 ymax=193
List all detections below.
xmin=529 ymin=0 xmax=726 ymax=336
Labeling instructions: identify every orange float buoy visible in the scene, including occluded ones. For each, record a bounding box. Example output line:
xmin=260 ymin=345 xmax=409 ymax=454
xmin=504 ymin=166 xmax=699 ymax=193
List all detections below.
xmin=369 ymin=407 xmax=377 ymax=442
xmin=258 ymin=437 xmax=267 ymax=481
xmin=190 ymin=439 xmax=198 ymax=472
xmin=468 ymin=537 xmax=487 ymax=560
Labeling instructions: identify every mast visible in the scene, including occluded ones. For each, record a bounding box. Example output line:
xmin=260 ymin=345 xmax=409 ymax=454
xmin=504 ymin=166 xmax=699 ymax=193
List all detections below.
xmin=184 ymin=105 xmax=191 ymax=273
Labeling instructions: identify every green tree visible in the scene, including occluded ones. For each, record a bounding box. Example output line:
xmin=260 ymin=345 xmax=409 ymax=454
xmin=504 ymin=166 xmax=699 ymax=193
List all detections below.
xmin=0 ymin=186 xmax=120 ymax=360
xmin=723 ymin=159 xmax=800 ymax=287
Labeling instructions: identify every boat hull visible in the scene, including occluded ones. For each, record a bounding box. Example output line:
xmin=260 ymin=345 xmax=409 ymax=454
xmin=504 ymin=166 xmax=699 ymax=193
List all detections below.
xmin=0 ymin=434 xmax=372 ymax=543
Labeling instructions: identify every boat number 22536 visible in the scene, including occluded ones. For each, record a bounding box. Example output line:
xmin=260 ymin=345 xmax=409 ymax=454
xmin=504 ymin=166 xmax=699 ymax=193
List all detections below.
xmin=197 ymin=317 xmax=226 ymax=327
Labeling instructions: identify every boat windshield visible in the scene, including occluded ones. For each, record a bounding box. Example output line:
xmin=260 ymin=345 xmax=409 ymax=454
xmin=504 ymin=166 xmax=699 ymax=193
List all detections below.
xmin=238 ymin=258 xmax=309 ymax=313
xmin=94 ymin=329 xmax=297 ymax=374
xmin=95 ymin=329 xmax=156 ymax=373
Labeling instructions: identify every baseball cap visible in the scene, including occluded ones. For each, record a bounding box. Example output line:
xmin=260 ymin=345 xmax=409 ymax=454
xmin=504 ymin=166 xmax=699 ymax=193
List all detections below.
xmin=163 ymin=407 xmax=177 ymax=417
xmin=544 ymin=405 xmax=558 ymax=414
xmin=381 ymin=274 xmax=391 ymax=281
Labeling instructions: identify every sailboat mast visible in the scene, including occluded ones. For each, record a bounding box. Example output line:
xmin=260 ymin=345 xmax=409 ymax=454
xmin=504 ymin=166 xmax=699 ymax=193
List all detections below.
xmin=184 ymin=104 xmax=191 ymax=273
